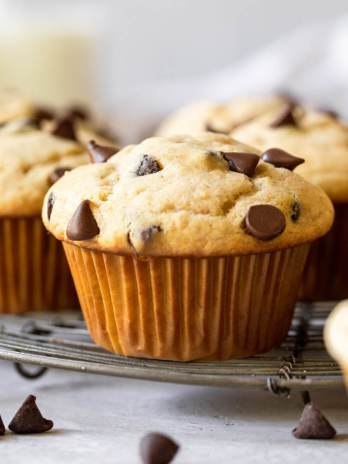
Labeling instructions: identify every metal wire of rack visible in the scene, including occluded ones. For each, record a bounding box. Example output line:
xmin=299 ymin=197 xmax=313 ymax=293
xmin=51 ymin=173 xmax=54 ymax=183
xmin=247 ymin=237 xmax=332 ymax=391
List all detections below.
xmin=0 ymin=301 xmax=342 ymax=396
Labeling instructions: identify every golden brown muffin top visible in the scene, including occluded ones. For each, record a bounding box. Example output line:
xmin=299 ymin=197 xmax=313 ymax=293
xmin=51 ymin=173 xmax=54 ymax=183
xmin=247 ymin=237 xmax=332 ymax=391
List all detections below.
xmin=43 ymin=133 xmax=333 ymax=256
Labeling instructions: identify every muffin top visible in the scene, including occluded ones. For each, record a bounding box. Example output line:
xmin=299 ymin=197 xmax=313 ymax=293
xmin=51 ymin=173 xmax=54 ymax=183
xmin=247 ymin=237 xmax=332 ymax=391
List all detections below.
xmin=156 ymin=96 xmax=286 ymax=137
xmin=43 ymin=133 xmax=333 ymax=257
xmin=0 ymin=91 xmax=118 ymax=217
xmin=325 ymin=300 xmax=348 ymax=365
xmin=232 ymin=104 xmax=348 ymax=202
xmin=0 ymin=124 xmax=89 ymax=216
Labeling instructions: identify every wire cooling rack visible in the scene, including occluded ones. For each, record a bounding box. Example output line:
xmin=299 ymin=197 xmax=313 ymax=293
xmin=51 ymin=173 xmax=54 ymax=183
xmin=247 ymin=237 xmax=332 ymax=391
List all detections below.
xmin=0 ymin=302 xmax=342 ymax=396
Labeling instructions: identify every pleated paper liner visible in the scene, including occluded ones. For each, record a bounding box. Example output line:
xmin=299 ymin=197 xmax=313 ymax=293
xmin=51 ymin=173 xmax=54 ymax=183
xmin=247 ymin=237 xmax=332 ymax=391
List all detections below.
xmin=0 ymin=217 xmax=78 ymax=313
xmin=64 ymin=241 xmax=310 ymax=361
xmin=299 ymin=203 xmax=348 ymax=301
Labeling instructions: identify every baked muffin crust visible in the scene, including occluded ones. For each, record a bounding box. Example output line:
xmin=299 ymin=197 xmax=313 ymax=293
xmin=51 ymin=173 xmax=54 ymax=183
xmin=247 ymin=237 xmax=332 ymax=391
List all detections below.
xmin=43 ymin=133 xmax=334 ymax=256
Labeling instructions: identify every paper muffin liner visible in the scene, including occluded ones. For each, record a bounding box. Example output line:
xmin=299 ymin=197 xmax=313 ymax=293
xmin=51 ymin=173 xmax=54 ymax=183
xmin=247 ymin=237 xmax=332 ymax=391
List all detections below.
xmin=299 ymin=203 xmax=348 ymax=301
xmin=0 ymin=217 xmax=78 ymax=313
xmin=63 ymin=241 xmax=310 ymax=361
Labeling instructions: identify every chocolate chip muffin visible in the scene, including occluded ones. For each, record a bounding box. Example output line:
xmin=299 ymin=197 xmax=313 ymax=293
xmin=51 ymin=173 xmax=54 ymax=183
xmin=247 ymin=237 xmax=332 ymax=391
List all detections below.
xmin=230 ymin=102 xmax=348 ymax=300
xmin=43 ymin=133 xmax=333 ymax=361
xmin=0 ymin=118 xmax=98 ymax=313
xmin=156 ymin=96 xmax=287 ymax=136
xmin=325 ymin=300 xmax=348 ymax=389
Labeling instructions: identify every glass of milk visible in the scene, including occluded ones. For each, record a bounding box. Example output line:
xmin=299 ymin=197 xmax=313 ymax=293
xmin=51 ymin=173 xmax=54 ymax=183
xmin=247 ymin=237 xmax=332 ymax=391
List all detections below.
xmin=0 ymin=0 xmax=104 ymax=109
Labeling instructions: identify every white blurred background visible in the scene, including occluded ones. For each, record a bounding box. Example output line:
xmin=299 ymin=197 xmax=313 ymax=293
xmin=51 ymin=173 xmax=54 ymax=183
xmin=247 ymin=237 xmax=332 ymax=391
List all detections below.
xmin=1 ymin=0 xmax=348 ymax=138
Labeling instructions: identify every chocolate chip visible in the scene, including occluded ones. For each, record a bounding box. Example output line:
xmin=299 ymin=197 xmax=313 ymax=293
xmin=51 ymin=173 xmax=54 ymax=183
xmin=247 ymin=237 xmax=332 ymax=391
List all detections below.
xmin=140 ymin=432 xmax=179 ymax=464
xmin=136 ymin=155 xmax=161 ymax=176
xmin=261 ymin=148 xmax=304 ymax=171
xmin=66 ymin=200 xmax=100 ymax=241
xmin=221 ymin=152 xmax=259 ymax=177
xmin=318 ymin=107 xmax=339 ymax=119
xmin=141 ymin=226 xmax=162 ymax=242
xmin=66 ymin=105 xmax=89 ymax=121
xmin=270 ymin=103 xmax=297 ymax=128
xmin=276 ymin=90 xmax=299 ymax=106
xmin=49 ymin=166 xmax=72 ymax=185
xmin=50 ymin=117 xmax=76 ymax=141
xmin=292 ymin=404 xmax=336 ymax=439
xmin=205 ymin=123 xmax=229 ymax=135
xmin=34 ymin=106 xmax=55 ymax=124
xmin=87 ymin=140 xmax=118 ymax=163
xmin=8 ymin=395 xmax=53 ymax=434
xmin=0 ymin=415 xmax=5 ymax=436
xmin=245 ymin=204 xmax=286 ymax=240
xmin=47 ymin=192 xmax=55 ymax=220
xmin=291 ymin=201 xmax=301 ymax=222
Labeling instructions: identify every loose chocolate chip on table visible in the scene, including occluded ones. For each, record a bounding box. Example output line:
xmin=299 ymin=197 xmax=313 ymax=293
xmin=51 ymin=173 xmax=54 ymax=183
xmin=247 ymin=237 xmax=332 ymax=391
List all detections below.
xmin=270 ymin=103 xmax=297 ymax=128
xmin=87 ymin=140 xmax=118 ymax=163
xmin=205 ymin=123 xmax=229 ymax=135
xmin=0 ymin=415 xmax=5 ymax=436
xmin=221 ymin=152 xmax=259 ymax=177
xmin=140 ymin=432 xmax=179 ymax=464
xmin=51 ymin=117 xmax=77 ymax=141
xmin=47 ymin=192 xmax=55 ymax=221
xmin=8 ymin=395 xmax=54 ymax=434
xmin=66 ymin=200 xmax=100 ymax=241
xmin=245 ymin=204 xmax=286 ymax=240
xmin=261 ymin=148 xmax=304 ymax=171
xmin=292 ymin=404 xmax=336 ymax=439
xmin=136 ymin=155 xmax=161 ymax=176
xmin=49 ymin=166 xmax=72 ymax=185
xmin=141 ymin=226 xmax=162 ymax=242
xmin=291 ymin=201 xmax=301 ymax=222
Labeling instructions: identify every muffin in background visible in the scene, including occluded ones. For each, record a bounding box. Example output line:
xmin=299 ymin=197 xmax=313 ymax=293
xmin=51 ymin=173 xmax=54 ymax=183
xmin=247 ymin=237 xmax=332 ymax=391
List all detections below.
xmin=231 ymin=102 xmax=348 ymax=301
xmin=0 ymin=96 xmax=118 ymax=313
xmin=43 ymin=133 xmax=333 ymax=361
xmin=325 ymin=300 xmax=348 ymax=390
xmin=156 ymin=95 xmax=287 ymax=136
xmin=157 ymin=96 xmax=347 ymax=301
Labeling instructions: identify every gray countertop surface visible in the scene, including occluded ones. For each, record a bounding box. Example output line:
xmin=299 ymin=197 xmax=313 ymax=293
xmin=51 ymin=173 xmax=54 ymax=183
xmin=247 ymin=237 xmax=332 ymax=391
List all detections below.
xmin=0 ymin=362 xmax=347 ymax=463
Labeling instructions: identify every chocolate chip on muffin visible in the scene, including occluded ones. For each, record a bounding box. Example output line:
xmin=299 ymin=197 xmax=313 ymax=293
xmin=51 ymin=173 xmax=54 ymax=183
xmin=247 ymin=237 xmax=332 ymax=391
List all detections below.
xmin=245 ymin=204 xmax=286 ymax=240
xmin=87 ymin=140 xmax=118 ymax=163
xmin=0 ymin=416 xmax=5 ymax=436
xmin=292 ymin=404 xmax=336 ymax=439
xmin=140 ymin=432 xmax=179 ymax=464
xmin=291 ymin=201 xmax=301 ymax=222
xmin=205 ymin=123 xmax=229 ymax=135
xmin=318 ymin=107 xmax=339 ymax=119
xmin=66 ymin=105 xmax=89 ymax=121
xmin=141 ymin=225 xmax=162 ymax=242
xmin=270 ymin=103 xmax=297 ymax=128
xmin=50 ymin=117 xmax=77 ymax=141
xmin=49 ymin=166 xmax=72 ymax=185
xmin=9 ymin=395 xmax=54 ymax=434
xmin=66 ymin=200 xmax=100 ymax=241
xmin=33 ymin=106 xmax=55 ymax=124
xmin=221 ymin=152 xmax=259 ymax=177
xmin=261 ymin=148 xmax=304 ymax=171
xmin=136 ymin=155 xmax=161 ymax=176
xmin=47 ymin=192 xmax=55 ymax=220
